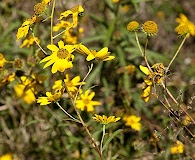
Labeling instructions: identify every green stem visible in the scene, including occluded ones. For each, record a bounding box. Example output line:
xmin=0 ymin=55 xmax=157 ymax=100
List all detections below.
xmin=50 ymin=0 xmax=56 ymax=44
xmin=100 ymin=124 xmax=106 ymax=154
xmin=135 ymin=32 xmax=144 ymax=57
xmin=166 ymin=35 xmax=187 ymax=72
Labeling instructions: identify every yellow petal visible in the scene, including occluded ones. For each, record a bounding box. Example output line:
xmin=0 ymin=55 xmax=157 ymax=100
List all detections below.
xmin=139 ymin=65 xmax=150 ymax=75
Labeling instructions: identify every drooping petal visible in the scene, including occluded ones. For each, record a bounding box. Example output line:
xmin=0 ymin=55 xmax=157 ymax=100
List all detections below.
xmin=139 ymin=65 xmax=150 ymax=75
xmin=86 ymin=54 xmax=95 ymax=61
xmin=96 ymin=47 xmax=109 ymax=58
xmin=47 ymin=44 xmax=59 ymax=52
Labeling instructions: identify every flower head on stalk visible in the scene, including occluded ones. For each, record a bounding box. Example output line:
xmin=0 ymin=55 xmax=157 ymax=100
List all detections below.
xmin=93 ymin=114 xmax=120 ymax=125
xmin=40 ymin=40 xmax=78 ymax=73
xmin=141 ymin=21 xmax=158 ymax=36
xmin=76 ymin=89 xmax=101 ymax=112
xmin=77 ymin=44 xmax=115 ymax=61
xmin=59 ymin=5 xmax=84 ymax=28
xmin=123 ymin=115 xmax=141 ymax=131
xmin=175 ymin=13 xmax=195 ymax=37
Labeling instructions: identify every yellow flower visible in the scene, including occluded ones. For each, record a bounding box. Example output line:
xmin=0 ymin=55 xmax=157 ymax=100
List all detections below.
xmin=76 ymin=90 xmax=101 ymax=112
xmin=112 ymin=0 xmax=120 ymax=3
xmin=0 ymin=73 xmax=15 ymax=87
xmin=14 ymin=76 xmax=36 ymax=104
xmin=124 ymin=64 xmax=136 ymax=74
xmin=59 ymin=5 xmax=84 ymax=28
xmin=53 ymin=20 xmax=72 ymax=32
xmin=77 ymin=44 xmax=115 ymax=61
xmin=93 ymin=114 xmax=120 ymax=125
xmin=0 ymin=53 xmax=6 ymax=70
xmin=34 ymin=2 xmax=47 ymax=16
xmin=176 ymin=25 xmax=190 ymax=37
xmin=142 ymin=21 xmax=158 ymax=36
xmin=139 ymin=63 xmax=165 ymax=102
xmin=64 ymin=74 xmax=85 ymax=92
xmin=127 ymin=21 xmax=139 ymax=32
xmin=37 ymin=91 xmax=62 ymax=105
xmin=170 ymin=140 xmax=184 ymax=154
xmin=0 ymin=153 xmax=12 ymax=160
xmin=20 ymin=35 xmax=40 ymax=48
xmin=175 ymin=13 xmax=195 ymax=37
xmin=182 ymin=115 xmax=191 ymax=126
xmin=123 ymin=115 xmax=141 ymax=131
xmin=40 ymin=40 xmax=78 ymax=73
xmin=16 ymin=19 xmax=34 ymax=40
xmin=42 ymin=0 xmax=51 ymax=5
xmin=52 ymin=79 xmax=63 ymax=91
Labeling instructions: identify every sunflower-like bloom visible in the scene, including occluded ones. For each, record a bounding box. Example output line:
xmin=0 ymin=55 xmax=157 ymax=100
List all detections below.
xmin=123 ymin=115 xmax=141 ymax=131
xmin=142 ymin=21 xmax=158 ymax=36
xmin=77 ymin=44 xmax=115 ymax=61
xmin=175 ymin=13 xmax=195 ymax=37
xmin=52 ymin=74 xmax=85 ymax=93
xmin=76 ymin=90 xmax=101 ymax=112
xmin=37 ymin=91 xmax=62 ymax=105
xmin=40 ymin=40 xmax=78 ymax=73
xmin=176 ymin=25 xmax=190 ymax=37
xmin=59 ymin=5 xmax=84 ymax=28
xmin=14 ymin=76 xmax=36 ymax=104
xmin=170 ymin=140 xmax=184 ymax=154
xmin=93 ymin=114 xmax=120 ymax=125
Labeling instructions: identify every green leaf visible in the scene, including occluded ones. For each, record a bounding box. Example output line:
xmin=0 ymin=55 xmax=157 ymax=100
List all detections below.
xmin=102 ymin=129 xmax=123 ymax=152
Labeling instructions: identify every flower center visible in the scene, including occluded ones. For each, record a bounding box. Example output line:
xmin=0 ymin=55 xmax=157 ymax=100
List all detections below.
xmin=83 ymin=98 xmax=90 ymax=104
xmin=57 ymin=48 xmax=69 ymax=59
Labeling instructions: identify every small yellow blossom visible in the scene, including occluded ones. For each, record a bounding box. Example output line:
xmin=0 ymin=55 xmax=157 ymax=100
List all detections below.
xmin=176 ymin=25 xmax=190 ymax=37
xmin=0 ymin=73 xmax=15 ymax=87
xmin=64 ymin=74 xmax=85 ymax=92
xmin=93 ymin=114 xmax=120 ymax=125
xmin=20 ymin=36 xmax=40 ymax=48
xmin=142 ymin=21 xmax=158 ymax=36
xmin=42 ymin=0 xmax=51 ymax=5
xmin=182 ymin=115 xmax=191 ymax=126
xmin=123 ymin=115 xmax=141 ymax=131
xmin=127 ymin=21 xmax=139 ymax=32
xmin=77 ymin=44 xmax=115 ymax=61
xmin=125 ymin=64 xmax=136 ymax=74
xmin=14 ymin=76 xmax=36 ymax=104
xmin=175 ymin=13 xmax=195 ymax=37
xmin=34 ymin=2 xmax=47 ymax=16
xmin=139 ymin=63 xmax=165 ymax=102
xmin=112 ymin=0 xmax=120 ymax=3
xmin=53 ymin=20 xmax=72 ymax=32
xmin=0 ymin=53 xmax=6 ymax=70
xmin=76 ymin=90 xmax=101 ymax=112
xmin=40 ymin=40 xmax=78 ymax=73
xmin=0 ymin=153 xmax=12 ymax=160
xmin=170 ymin=140 xmax=184 ymax=154
xmin=37 ymin=91 xmax=62 ymax=105
xmin=16 ymin=19 xmax=35 ymax=40
xmin=59 ymin=5 xmax=84 ymax=28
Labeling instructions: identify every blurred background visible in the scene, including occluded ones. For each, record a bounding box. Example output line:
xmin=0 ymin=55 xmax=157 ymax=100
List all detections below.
xmin=0 ymin=0 xmax=195 ymax=159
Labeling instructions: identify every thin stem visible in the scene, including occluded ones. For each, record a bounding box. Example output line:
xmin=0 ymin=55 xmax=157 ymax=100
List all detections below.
xmin=64 ymin=64 xmax=104 ymax=160
xmin=55 ymin=102 xmax=81 ymax=123
xmin=166 ymin=35 xmax=187 ymax=73
xmin=50 ymin=0 xmax=56 ymax=44
xmin=161 ymin=82 xmax=195 ymax=124
xmin=135 ymin=32 xmax=144 ymax=57
xmin=32 ymin=32 xmax=47 ymax=55
xmin=53 ymin=26 xmax=72 ymax=40
xmin=143 ymin=37 xmax=152 ymax=72
xmin=100 ymin=124 xmax=106 ymax=154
